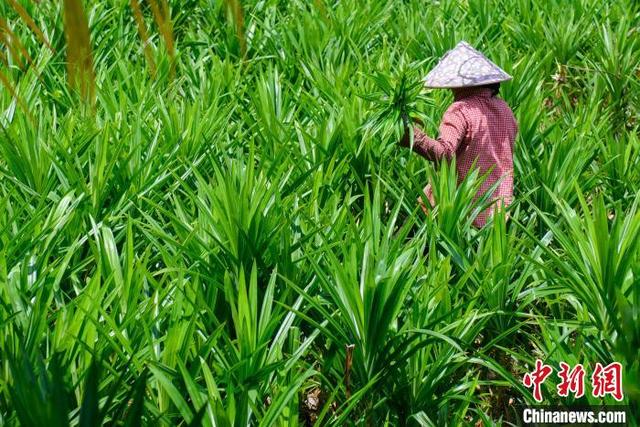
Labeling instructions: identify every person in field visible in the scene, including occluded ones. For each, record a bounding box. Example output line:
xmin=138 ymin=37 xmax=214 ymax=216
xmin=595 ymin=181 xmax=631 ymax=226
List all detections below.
xmin=399 ymin=41 xmax=518 ymax=227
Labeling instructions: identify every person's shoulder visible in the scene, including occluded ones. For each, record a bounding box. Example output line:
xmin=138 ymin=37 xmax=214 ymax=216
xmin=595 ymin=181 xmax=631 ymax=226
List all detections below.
xmin=445 ymin=100 xmax=468 ymax=115
xmin=493 ymin=97 xmax=516 ymax=114
xmin=442 ymin=101 xmax=469 ymax=127
xmin=443 ymin=101 xmax=470 ymax=121
xmin=487 ymin=95 xmax=507 ymax=106
xmin=494 ymin=96 xmax=514 ymax=110
xmin=493 ymin=97 xmax=518 ymax=128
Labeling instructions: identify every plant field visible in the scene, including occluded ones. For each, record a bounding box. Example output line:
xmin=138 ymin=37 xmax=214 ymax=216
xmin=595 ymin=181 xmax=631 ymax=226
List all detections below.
xmin=0 ymin=0 xmax=638 ymax=425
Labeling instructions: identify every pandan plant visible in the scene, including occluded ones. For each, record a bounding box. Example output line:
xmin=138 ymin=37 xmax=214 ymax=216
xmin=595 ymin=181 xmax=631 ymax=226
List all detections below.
xmin=360 ymin=60 xmax=431 ymax=156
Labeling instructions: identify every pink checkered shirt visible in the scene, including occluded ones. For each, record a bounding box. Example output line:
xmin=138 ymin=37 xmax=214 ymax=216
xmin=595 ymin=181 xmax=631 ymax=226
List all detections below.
xmin=411 ymin=87 xmax=518 ymax=227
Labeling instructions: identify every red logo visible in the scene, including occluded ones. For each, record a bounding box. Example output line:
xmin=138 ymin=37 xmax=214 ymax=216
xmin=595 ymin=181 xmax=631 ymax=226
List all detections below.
xmin=557 ymin=362 xmax=585 ymax=398
xmin=523 ymin=359 xmax=553 ymax=402
xmin=522 ymin=360 xmax=624 ymax=402
xmin=591 ymin=362 xmax=624 ymax=401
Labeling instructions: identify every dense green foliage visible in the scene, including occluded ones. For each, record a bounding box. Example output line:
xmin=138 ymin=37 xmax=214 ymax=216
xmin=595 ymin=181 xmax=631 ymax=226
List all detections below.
xmin=0 ymin=0 xmax=639 ymax=425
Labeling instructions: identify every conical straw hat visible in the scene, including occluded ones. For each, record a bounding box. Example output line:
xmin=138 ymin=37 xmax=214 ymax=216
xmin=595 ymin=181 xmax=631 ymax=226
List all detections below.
xmin=423 ymin=41 xmax=512 ymax=88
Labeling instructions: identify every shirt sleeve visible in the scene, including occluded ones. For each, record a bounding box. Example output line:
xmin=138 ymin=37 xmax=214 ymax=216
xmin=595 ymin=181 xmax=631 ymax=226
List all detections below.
xmin=410 ymin=104 xmax=467 ymax=161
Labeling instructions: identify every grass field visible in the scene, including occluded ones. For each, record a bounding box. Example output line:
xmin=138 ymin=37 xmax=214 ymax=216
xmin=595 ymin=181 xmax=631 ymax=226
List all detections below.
xmin=0 ymin=0 xmax=639 ymax=425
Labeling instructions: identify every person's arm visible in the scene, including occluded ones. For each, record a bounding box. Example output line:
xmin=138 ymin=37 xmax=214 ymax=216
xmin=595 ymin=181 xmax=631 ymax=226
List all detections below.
xmin=400 ymin=104 xmax=467 ymax=162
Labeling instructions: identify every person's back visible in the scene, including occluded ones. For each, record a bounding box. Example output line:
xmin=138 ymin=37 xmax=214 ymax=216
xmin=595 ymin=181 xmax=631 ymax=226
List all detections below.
xmin=450 ymin=87 xmax=518 ymax=226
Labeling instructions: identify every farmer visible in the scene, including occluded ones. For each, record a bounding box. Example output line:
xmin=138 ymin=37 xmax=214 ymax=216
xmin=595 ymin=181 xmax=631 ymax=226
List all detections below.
xmin=399 ymin=41 xmax=518 ymax=227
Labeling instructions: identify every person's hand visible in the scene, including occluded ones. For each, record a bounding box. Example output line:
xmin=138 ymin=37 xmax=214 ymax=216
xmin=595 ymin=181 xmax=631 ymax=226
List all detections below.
xmin=398 ymin=114 xmax=424 ymax=147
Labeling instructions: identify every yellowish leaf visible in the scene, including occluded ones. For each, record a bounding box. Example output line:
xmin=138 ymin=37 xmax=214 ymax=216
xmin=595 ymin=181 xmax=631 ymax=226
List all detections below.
xmin=7 ymin=0 xmax=54 ymax=53
xmin=130 ymin=0 xmax=156 ymax=77
xmin=62 ymin=0 xmax=95 ymax=105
